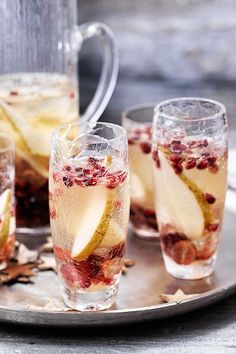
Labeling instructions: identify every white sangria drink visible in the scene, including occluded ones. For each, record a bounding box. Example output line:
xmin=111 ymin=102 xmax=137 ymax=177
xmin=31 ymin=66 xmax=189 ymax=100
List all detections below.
xmin=122 ymin=106 xmax=158 ymax=240
xmin=152 ymin=98 xmax=228 ymax=280
xmin=49 ymin=122 xmax=130 ymax=311
xmin=0 ymin=73 xmax=77 ymax=232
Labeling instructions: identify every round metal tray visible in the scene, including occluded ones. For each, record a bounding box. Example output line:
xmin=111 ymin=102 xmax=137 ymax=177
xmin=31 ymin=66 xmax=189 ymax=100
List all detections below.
xmin=0 ymin=190 xmax=235 ymax=327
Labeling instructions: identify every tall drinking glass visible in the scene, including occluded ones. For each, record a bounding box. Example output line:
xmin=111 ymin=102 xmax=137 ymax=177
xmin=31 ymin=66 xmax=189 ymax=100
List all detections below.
xmin=49 ymin=122 xmax=130 ymax=311
xmin=0 ymin=0 xmax=118 ymax=234
xmin=122 ymin=105 xmax=159 ymax=240
xmin=0 ymin=133 xmax=15 ymax=269
xmin=152 ymin=98 xmax=228 ymax=280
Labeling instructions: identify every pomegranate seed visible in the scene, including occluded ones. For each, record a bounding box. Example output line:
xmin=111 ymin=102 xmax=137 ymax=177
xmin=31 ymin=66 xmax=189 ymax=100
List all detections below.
xmin=185 ymin=158 xmax=196 ymax=169
xmin=206 ymin=223 xmax=219 ymax=232
xmin=69 ymin=92 xmax=75 ymax=99
xmin=63 ymin=176 xmax=73 ymax=187
xmin=169 ymin=154 xmax=183 ymax=163
xmin=152 ymin=150 xmax=161 ymax=168
xmin=100 ymin=166 xmax=106 ymax=174
xmin=161 ymin=233 xmax=186 ymax=255
xmin=205 ymin=193 xmax=216 ymax=204
xmin=74 ymin=178 xmax=82 ymax=186
xmin=203 ymin=139 xmax=208 ymax=147
xmin=83 ymin=169 xmax=91 ymax=175
xmin=172 ymin=240 xmax=196 ymax=265
xmin=144 ymin=209 xmax=156 ymax=218
xmin=171 ymin=140 xmax=181 ymax=145
xmin=88 ymin=157 xmax=97 ymax=166
xmin=197 ymin=159 xmax=208 ymax=170
xmin=172 ymin=162 xmax=183 ymax=174
xmin=10 ymin=90 xmax=18 ymax=95
xmin=62 ymin=165 xmax=71 ymax=172
xmin=140 ymin=142 xmax=151 ymax=154
xmin=94 ymin=163 xmax=102 ymax=170
xmin=128 ymin=138 xmax=135 ymax=145
xmin=75 ymin=167 xmax=83 ymax=172
xmin=207 ymin=156 xmax=217 ymax=166
xmin=171 ymin=142 xmax=186 ymax=153
xmin=85 ymin=178 xmax=97 ymax=187
xmin=202 ymin=152 xmax=210 ymax=157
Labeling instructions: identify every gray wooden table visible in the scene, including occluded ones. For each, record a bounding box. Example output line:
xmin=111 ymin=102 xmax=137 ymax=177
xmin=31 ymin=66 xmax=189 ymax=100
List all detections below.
xmin=0 ymin=293 xmax=235 ymax=353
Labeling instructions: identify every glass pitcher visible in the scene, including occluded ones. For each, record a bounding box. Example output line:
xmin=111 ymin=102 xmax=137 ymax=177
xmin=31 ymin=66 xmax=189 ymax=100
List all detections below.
xmin=0 ymin=0 xmax=118 ymax=235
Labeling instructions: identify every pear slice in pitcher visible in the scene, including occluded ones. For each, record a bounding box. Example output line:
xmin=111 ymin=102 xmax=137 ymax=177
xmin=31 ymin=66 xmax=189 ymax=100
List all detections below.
xmin=0 ymin=99 xmax=50 ymax=157
xmin=156 ymin=151 xmax=205 ymax=240
xmin=71 ymin=188 xmax=116 ymax=261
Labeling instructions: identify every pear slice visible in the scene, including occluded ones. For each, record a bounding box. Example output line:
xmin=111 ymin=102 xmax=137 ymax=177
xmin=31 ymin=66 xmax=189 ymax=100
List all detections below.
xmin=100 ymin=221 xmax=125 ymax=248
xmin=129 ymin=144 xmax=154 ymax=209
xmin=71 ymin=188 xmax=116 ymax=261
xmin=0 ymin=189 xmax=12 ymax=248
xmin=0 ymin=99 xmax=50 ymax=157
xmin=155 ymin=151 xmax=205 ymax=240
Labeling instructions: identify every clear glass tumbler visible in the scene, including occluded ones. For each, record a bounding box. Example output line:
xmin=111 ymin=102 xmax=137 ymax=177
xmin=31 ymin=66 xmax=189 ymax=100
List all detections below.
xmin=122 ymin=105 xmax=159 ymax=240
xmin=152 ymin=98 xmax=228 ymax=280
xmin=0 ymin=133 xmax=15 ymax=270
xmin=49 ymin=122 xmax=130 ymax=311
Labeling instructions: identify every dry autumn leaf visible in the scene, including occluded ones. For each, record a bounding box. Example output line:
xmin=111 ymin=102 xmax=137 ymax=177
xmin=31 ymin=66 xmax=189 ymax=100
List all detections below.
xmin=0 ymin=263 xmax=37 ymax=285
xmin=159 ymin=289 xmax=200 ymax=304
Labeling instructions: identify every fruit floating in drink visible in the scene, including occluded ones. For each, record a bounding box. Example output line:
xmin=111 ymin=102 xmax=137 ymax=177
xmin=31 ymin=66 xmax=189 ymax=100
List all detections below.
xmin=122 ymin=106 xmax=158 ymax=240
xmin=0 ymin=133 xmax=15 ymax=269
xmin=49 ymin=122 xmax=130 ymax=311
xmin=0 ymin=73 xmax=77 ymax=233
xmin=152 ymin=98 xmax=228 ymax=279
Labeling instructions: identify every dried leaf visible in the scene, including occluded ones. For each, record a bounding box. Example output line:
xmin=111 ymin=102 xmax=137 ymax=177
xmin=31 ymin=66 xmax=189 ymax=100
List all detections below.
xmin=159 ymin=289 xmax=200 ymax=304
xmin=15 ymin=243 xmax=39 ymax=265
xmin=38 ymin=255 xmax=56 ymax=272
xmin=122 ymin=265 xmax=128 ymax=275
xmin=0 ymin=263 xmax=37 ymax=284
xmin=40 ymin=236 xmax=53 ymax=253
xmin=124 ymin=258 xmax=135 ymax=267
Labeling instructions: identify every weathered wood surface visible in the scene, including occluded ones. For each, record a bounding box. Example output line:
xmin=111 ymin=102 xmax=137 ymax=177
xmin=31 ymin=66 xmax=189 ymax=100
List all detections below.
xmin=0 ymin=294 xmax=236 ymax=353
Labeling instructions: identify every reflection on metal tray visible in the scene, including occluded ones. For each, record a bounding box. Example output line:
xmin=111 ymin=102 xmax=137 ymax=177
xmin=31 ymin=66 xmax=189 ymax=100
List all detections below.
xmin=0 ymin=190 xmax=235 ymax=327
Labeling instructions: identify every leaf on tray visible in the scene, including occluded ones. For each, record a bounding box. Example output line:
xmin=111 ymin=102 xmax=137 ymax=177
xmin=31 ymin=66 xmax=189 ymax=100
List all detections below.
xmin=15 ymin=243 xmax=39 ymax=265
xmin=0 ymin=263 xmax=37 ymax=285
xmin=28 ymin=298 xmax=71 ymax=312
xmin=159 ymin=289 xmax=200 ymax=304
xmin=38 ymin=255 xmax=56 ymax=272
xmin=40 ymin=236 xmax=53 ymax=253
xmin=122 ymin=258 xmax=135 ymax=275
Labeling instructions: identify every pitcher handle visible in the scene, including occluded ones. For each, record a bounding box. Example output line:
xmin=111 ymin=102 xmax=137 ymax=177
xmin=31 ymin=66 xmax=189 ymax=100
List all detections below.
xmin=71 ymin=22 xmax=118 ymax=124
